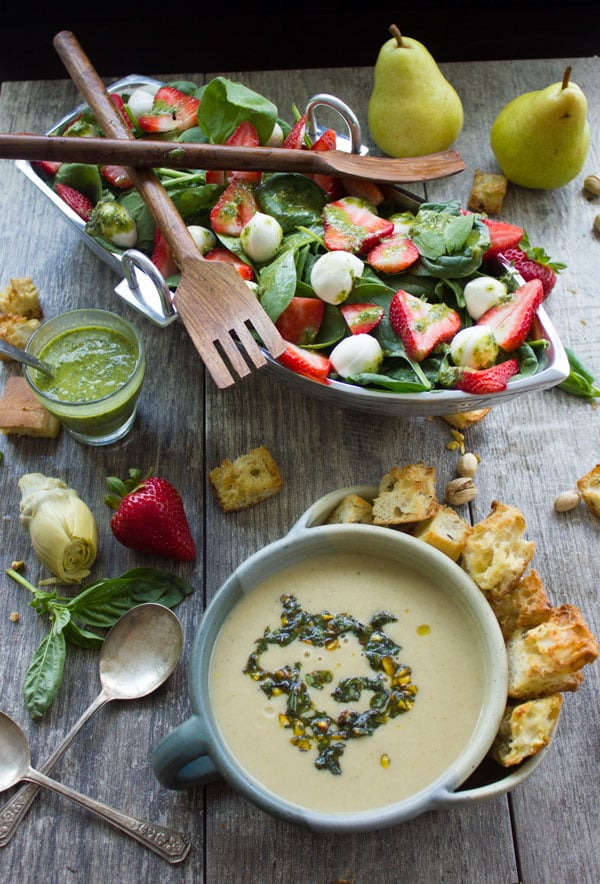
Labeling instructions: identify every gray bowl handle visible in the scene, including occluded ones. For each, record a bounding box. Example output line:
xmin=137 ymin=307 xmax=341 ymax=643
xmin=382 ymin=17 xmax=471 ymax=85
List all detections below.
xmin=152 ymin=715 xmax=220 ymax=790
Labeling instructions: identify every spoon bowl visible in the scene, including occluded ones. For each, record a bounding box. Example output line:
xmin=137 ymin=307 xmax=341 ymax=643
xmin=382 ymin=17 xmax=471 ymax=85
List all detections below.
xmin=0 ymin=603 xmax=183 ymax=847
xmin=0 ymin=711 xmax=190 ymax=862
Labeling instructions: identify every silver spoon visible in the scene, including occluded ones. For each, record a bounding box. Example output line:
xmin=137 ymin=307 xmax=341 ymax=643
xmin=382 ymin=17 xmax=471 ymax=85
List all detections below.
xmin=0 ymin=603 xmax=184 ymax=848
xmin=0 ymin=339 xmax=54 ymax=375
xmin=0 ymin=710 xmax=190 ymax=862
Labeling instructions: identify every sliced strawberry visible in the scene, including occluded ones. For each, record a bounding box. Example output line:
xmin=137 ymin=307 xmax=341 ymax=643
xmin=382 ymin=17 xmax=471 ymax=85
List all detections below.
xmin=500 ymin=244 xmax=560 ymax=299
xmin=453 ymin=358 xmax=520 ymax=394
xmin=282 ymin=115 xmax=307 ymax=150
xmin=34 ymin=159 xmax=62 ymax=176
xmin=151 ymin=228 xmax=179 ymax=278
xmin=54 ymin=183 xmax=93 ymax=221
xmin=204 ymin=247 xmax=255 ymax=281
xmin=481 ymin=218 xmax=524 ymax=256
xmin=308 ymin=128 xmax=343 ymax=199
xmin=367 ymin=234 xmax=420 ymax=274
xmin=210 ymin=179 xmax=258 ymax=236
xmin=110 ymin=93 xmax=135 ymax=130
xmin=389 ymin=289 xmax=461 ymax=361
xmin=323 ymin=197 xmax=394 ymax=254
xmin=101 ymin=164 xmax=134 ymax=190
xmin=341 ymin=178 xmax=385 ymax=206
xmin=275 ymin=297 xmax=325 ymax=345
xmin=340 ymin=302 xmax=385 ymax=335
xmin=277 ymin=342 xmax=331 ymax=383
xmin=138 ymin=86 xmax=200 ymax=134
xmin=205 ymin=121 xmax=262 ymax=186
xmin=477 ymin=279 xmax=543 ymax=351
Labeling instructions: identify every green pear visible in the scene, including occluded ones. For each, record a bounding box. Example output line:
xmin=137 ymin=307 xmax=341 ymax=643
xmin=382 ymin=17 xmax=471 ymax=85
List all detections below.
xmin=490 ymin=67 xmax=590 ymax=190
xmin=367 ymin=25 xmax=463 ymax=158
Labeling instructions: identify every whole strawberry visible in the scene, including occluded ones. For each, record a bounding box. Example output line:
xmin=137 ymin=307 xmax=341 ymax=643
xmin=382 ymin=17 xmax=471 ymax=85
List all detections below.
xmin=500 ymin=231 xmax=566 ymax=299
xmin=105 ymin=469 xmax=196 ymax=561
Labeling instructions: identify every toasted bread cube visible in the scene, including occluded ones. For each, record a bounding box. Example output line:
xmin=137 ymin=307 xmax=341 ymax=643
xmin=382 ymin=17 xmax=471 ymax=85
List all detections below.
xmin=490 ymin=695 xmax=563 ymax=767
xmin=506 ymin=604 xmax=599 ymax=699
xmin=373 ymin=462 xmax=438 ymax=526
xmin=577 ymin=464 xmax=600 ymax=519
xmin=489 ymin=569 xmax=553 ymax=639
xmin=326 ymin=493 xmax=373 ymax=525
xmin=0 ymin=277 xmax=42 ymax=319
xmin=441 ymin=408 xmax=491 ymax=429
xmin=0 ymin=315 xmax=41 ymax=360
xmin=461 ymin=501 xmax=535 ymax=600
xmin=412 ymin=504 xmax=471 ymax=561
xmin=0 ymin=376 xmax=61 ymax=438
xmin=209 ymin=445 xmax=283 ymax=512
xmin=467 ymin=169 xmax=509 ymax=216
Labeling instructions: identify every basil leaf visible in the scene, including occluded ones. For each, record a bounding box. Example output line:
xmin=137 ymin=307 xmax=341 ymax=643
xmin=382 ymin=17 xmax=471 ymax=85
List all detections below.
xmin=24 ymin=629 xmax=67 ymax=720
xmin=63 ymin=620 xmax=104 ymax=650
xmin=66 ymin=568 xmax=195 ymax=629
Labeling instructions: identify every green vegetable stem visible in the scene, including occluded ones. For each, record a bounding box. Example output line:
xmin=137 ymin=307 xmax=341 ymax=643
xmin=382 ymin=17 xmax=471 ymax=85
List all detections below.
xmin=558 ymin=347 xmax=600 ymax=400
xmin=6 ymin=567 xmax=195 ymax=720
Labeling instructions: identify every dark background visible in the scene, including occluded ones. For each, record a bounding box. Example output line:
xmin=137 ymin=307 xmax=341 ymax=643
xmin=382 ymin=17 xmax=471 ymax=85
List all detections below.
xmin=2 ymin=5 xmax=600 ymax=83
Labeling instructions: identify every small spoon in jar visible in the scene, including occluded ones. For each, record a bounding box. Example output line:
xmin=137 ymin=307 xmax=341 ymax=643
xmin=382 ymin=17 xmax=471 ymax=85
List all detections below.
xmin=0 ymin=339 xmax=54 ymax=375
xmin=0 ymin=603 xmax=184 ymax=848
xmin=0 ymin=711 xmax=190 ymax=862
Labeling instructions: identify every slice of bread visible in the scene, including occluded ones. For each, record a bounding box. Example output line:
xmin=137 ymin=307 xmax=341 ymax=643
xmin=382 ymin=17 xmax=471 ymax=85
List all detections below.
xmin=0 ymin=376 xmax=61 ymax=438
xmin=412 ymin=504 xmax=471 ymax=561
xmin=373 ymin=462 xmax=438 ymax=526
xmin=506 ymin=604 xmax=599 ymax=699
xmin=209 ymin=445 xmax=283 ymax=512
xmin=490 ymin=695 xmax=563 ymax=767
xmin=461 ymin=500 xmax=535 ymax=600
xmin=489 ymin=569 xmax=553 ymax=639
xmin=577 ymin=464 xmax=600 ymax=519
xmin=326 ymin=493 xmax=373 ymax=525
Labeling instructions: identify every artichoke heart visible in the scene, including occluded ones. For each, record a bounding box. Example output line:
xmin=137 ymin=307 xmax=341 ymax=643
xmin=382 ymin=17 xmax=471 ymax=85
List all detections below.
xmin=18 ymin=473 xmax=98 ymax=583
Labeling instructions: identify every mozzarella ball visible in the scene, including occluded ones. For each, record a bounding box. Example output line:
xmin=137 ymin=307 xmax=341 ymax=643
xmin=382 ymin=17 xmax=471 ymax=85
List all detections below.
xmin=388 ymin=211 xmax=415 ymax=235
xmin=450 ymin=325 xmax=499 ymax=369
xmin=187 ymin=225 xmax=216 ymax=255
xmin=464 ymin=276 xmax=508 ymax=320
xmin=240 ymin=212 xmax=283 ymax=263
xmin=126 ymin=85 xmax=160 ymax=120
xmin=266 ymin=122 xmax=284 ymax=147
xmin=330 ymin=333 xmax=383 ymax=378
xmin=310 ymin=250 xmax=364 ymax=305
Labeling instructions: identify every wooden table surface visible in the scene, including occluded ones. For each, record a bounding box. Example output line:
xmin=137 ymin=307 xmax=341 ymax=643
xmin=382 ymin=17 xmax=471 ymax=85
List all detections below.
xmin=0 ymin=56 xmax=599 ymax=884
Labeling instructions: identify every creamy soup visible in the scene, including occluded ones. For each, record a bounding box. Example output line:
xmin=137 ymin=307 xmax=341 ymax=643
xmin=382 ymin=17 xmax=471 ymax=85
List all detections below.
xmin=209 ymin=551 xmax=487 ymax=814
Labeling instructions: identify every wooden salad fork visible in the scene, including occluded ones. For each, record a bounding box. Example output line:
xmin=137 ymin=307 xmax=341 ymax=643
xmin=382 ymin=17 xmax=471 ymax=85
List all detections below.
xmin=52 ymin=30 xmax=286 ymax=390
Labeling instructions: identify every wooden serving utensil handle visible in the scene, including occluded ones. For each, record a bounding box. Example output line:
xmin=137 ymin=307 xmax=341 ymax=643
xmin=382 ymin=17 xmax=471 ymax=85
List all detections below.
xmin=52 ymin=30 xmax=198 ymax=266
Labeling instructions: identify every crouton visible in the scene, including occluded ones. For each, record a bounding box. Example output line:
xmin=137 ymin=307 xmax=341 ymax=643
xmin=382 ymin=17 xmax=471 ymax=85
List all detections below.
xmin=0 ymin=376 xmax=61 ymax=438
xmin=372 ymin=462 xmax=438 ymax=526
xmin=506 ymin=604 xmax=599 ymax=699
xmin=412 ymin=504 xmax=471 ymax=561
xmin=577 ymin=464 xmax=600 ymax=519
xmin=489 ymin=569 xmax=553 ymax=639
xmin=461 ymin=501 xmax=535 ymax=600
xmin=0 ymin=277 xmax=43 ymax=319
xmin=209 ymin=445 xmax=283 ymax=512
xmin=490 ymin=695 xmax=563 ymax=767
xmin=467 ymin=169 xmax=509 ymax=216
xmin=326 ymin=493 xmax=373 ymax=525
xmin=0 ymin=315 xmax=41 ymax=360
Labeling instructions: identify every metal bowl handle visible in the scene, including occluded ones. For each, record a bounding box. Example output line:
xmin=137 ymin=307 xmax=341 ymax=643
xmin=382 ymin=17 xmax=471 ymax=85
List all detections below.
xmin=304 ymin=93 xmax=363 ymax=155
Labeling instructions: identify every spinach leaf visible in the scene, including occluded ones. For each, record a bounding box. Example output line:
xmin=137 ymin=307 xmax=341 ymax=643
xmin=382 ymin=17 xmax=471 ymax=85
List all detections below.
xmin=55 ymin=163 xmax=103 ymax=204
xmin=258 ymin=245 xmax=300 ymax=321
xmin=256 ymin=173 xmax=326 ymax=232
xmin=197 ymin=77 xmax=277 ymax=144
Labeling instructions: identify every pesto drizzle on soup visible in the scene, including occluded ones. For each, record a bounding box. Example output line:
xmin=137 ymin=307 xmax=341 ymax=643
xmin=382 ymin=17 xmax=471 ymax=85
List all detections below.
xmin=243 ymin=593 xmax=418 ymax=775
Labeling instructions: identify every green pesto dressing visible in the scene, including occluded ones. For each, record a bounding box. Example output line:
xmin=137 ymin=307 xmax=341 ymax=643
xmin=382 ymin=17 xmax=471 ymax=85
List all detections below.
xmin=36 ymin=326 xmax=138 ymax=402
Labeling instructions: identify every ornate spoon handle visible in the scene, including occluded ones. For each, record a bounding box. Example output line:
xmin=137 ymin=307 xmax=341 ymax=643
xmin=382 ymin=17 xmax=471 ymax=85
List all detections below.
xmin=25 ymin=768 xmax=191 ymax=863
xmin=0 ymin=691 xmax=109 ymax=847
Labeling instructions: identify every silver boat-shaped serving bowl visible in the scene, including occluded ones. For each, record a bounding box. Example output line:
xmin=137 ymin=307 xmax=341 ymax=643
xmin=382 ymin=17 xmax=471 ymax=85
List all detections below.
xmin=16 ymin=76 xmax=570 ymax=417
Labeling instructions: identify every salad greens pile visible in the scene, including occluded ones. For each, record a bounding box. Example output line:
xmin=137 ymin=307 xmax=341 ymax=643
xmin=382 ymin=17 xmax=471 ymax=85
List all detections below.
xmin=38 ymin=75 xmax=561 ymax=395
